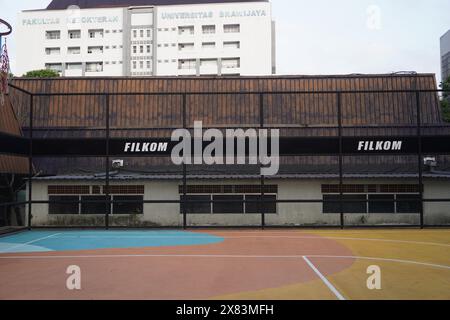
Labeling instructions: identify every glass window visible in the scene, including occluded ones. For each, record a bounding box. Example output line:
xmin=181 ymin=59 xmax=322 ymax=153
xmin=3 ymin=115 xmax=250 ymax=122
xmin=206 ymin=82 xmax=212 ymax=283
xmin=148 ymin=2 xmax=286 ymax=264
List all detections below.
xmin=81 ymin=196 xmax=110 ymax=214
xmin=113 ymin=196 xmax=143 ymax=215
xmin=180 ymin=195 xmax=211 ymax=214
xmin=133 ymin=30 xmax=137 ymax=38
xmin=224 ymin=24 xmax=240 ymax=33
xmin=323 ymin=195 xmax=367 ymax=214
xmin=213 ymin=195 xmax=244 ymax=214
xmin=202 ymin=25 xmax=215 ymax=34
xmin=368 ymin=194 xmax=395 ymax=213
xmin=49 ymin=196 xmax=79 ymax=215
xmin=140 ymin=29 xmax=144 ymax=37
xmin=245 ymin=195 xmax=277 ymax=214
xmin=396 ymin=194 xmax=421 ymax=213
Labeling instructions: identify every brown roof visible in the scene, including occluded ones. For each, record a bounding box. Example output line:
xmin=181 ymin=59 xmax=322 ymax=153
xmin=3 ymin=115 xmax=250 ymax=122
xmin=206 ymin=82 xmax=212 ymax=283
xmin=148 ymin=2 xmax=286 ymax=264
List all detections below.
xmin=0 ymin=95 xmax=28 ymax=174
xmin=7 ymin=74 xmax=447 ymax=176
xmin=9 ymin=74 xmax=443 ymax=130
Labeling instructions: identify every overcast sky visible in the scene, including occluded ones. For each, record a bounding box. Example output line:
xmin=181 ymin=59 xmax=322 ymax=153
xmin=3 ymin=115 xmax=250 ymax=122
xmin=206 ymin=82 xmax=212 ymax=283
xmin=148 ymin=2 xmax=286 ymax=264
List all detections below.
xmin=1 ymin=0 xmax=449 ymax=83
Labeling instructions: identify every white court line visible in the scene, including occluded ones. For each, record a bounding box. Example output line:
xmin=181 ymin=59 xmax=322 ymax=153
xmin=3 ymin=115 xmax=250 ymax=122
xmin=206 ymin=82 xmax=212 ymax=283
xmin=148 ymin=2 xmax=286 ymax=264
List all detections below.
xmin=0 ymin=233 xmax=61 ymax=253
xmin=302 ymin=256 xmax=346 ymax=300
xmin=42 ymin=235 xmax=450 ymax=248
xmin=0 ymin=253 xmax=449 ymax=270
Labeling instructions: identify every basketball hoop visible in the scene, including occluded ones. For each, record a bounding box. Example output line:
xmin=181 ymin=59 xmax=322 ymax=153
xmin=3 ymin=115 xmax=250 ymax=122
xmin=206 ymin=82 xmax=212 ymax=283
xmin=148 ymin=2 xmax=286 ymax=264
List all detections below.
xmin=0 ymin=18 xmax=12 ymax=106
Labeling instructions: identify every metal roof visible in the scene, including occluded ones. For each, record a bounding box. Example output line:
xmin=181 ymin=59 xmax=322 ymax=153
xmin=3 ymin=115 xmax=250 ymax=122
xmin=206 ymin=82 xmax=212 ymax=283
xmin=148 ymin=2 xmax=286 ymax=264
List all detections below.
xmin=0 ymin=95 xmax=28 ymax=174
xmin=33 ymin=172 xmax=450 ymax=181
xmin=46 ymin=0 xmax=266 ymax=10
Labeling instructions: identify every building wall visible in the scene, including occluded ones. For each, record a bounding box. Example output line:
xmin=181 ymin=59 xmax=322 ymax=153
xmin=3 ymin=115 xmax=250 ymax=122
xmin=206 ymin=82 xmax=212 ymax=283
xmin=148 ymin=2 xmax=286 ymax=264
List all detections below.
xmin=27 ymin=179 xmax=450 ymax=227
xmin=441 ymin=30 xmax=450 ymax=81
xmin=17 ymin=7 xmax=126 ymax=77
xmin=16 ymin=1 xmax=274 ymax=77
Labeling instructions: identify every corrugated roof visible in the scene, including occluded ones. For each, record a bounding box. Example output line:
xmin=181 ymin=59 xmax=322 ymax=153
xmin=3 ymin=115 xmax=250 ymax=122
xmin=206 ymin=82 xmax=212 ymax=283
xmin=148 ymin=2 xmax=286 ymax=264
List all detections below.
xmin=0 ymin=95 xmax=28 ymax=174
xmin=46 ymin=0 xmax=265 ymax=10
xmin=8 ymin=74 xmax=449 ymax=177
xmin=33 ymin=173 xmax=450 ymax=181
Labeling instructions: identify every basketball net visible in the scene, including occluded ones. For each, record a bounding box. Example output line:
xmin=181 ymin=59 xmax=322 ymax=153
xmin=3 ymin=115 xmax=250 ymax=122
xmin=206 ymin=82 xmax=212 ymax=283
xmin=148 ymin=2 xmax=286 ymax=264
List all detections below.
xmin=0 ymin=38 xmax=10 ymax=106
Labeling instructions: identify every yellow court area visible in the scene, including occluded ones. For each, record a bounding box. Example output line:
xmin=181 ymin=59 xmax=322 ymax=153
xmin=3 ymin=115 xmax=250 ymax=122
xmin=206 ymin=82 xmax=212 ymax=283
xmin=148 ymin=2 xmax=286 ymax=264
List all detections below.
xmin=213 ymin=229 xmax=450 ymax=300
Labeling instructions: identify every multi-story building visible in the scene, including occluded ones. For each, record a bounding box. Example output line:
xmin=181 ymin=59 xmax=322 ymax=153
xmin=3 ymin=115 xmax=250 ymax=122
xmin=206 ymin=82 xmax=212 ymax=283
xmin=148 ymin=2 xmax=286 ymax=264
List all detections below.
xmin=441 ymin=29 xmax=450 ymax=82
xmin=16 ymin=0 xmax=276 ymax=77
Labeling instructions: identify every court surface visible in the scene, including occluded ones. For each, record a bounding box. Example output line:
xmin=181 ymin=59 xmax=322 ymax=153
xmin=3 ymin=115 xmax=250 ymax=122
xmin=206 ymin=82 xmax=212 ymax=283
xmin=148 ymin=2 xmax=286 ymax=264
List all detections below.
xmin=0 ymin=229 xmax=449 ymax=300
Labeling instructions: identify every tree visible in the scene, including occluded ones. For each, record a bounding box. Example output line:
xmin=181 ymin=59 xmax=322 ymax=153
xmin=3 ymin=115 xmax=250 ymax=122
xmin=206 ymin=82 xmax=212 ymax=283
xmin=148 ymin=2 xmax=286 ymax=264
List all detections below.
xmin=23 ymin=69 xmax=60 ymax=78
xmin=440 ymin=76 xmax=450 ymax=122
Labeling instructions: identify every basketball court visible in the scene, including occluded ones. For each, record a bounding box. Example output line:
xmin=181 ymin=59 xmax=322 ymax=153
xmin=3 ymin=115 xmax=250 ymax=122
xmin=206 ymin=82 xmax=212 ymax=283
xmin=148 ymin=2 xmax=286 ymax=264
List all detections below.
xmin=0 ymin=229 xmax=448 ymax=300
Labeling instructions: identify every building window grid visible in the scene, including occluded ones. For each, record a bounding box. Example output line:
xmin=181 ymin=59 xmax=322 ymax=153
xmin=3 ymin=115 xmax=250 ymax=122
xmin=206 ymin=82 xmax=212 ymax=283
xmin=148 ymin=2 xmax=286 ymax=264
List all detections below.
xmin=322 ymin=193 xmax=421 ymax=214
xmin=180 ymin=193 xmax=278 ymax=215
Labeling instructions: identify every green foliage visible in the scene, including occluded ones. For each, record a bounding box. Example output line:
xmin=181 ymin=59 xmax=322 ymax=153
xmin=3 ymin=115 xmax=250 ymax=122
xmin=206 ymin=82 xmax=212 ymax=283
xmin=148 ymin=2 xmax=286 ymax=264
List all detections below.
xmin=23 ymin=69 xmax=60 ymax=78
xmin=441 ymin=76 xmax=450 ymax=122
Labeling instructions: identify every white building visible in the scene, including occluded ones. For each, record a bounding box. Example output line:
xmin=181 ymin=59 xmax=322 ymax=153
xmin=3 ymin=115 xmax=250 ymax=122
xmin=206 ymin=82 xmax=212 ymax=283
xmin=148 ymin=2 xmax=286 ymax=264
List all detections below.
xmin=16 ymin=0 xmax=276 ymax=77
xmin=441 ymin=30 xmax=450 ymax=82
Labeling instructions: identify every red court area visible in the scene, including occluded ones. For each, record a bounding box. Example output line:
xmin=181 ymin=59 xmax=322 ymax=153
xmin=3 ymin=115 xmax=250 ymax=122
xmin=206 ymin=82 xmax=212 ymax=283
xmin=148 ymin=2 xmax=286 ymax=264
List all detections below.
xmin=0 ymin=230 xmax=354 ymax=300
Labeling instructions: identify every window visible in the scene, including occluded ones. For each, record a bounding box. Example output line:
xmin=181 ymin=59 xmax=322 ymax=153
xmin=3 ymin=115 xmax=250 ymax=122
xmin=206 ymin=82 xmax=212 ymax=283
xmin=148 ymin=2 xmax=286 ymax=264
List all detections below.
xmin=140 ymin=29 xmax=144 ymax=38
xmin=45 ymin=47 xmax=60 ymax=55
xmin=213 ymin=195 xmax=244 ymax=214
xmin=140 ymin=46 xmax=144 ymax=53
xmin=68 ymin=30 xmax=81 ymax=39
xmin=178 ymin=26 xmax=194 ymax=35
xmin=396 ymin=194 xmax=421 ymax=213
xmin=139 ymin=61 xmax=144 ymax=69
xmin=88 ymin=29 xmax=103 ymax=38
xmin=146 ymin=45 xmax=151 ymax=53
xmin=87 ymin=46 xmax=103 ymax=54
xmin=178 ymin=43 xmax=194 ymax=51
xmin=222 ymin=58 xmax=240 ymax=68
xmin=86 ymin=62 xmax=103 ymax=72
xmin=81 ymin=196 xmax=110 ymax=215
xmin=202 ymin=42 xmax=215 ymax=49
xmin=368 ymin=194 xmax=395 ymax=213
xmin=178 ymin=59 xmax=196 ymax=70
xmin=147 ymin=29 xmax=151 ymax=37
xmin=45 ymin=63 xmax=63 ymax=73
xmin=133 ymin=46 xmax=137 ymax=54
xmin=224 ymin=24 xmax=240 ymax=33
xmin=68 ymin=47 xmax=80 ymax=55
xmin=202 ymin=25 xmax=215 ymax=34
xmin=45 ymin=31 xmax=60 ymax=40
xmin=133 ymin=30 xmax=137 ymax=38
xmin=113 ymin=196 xmax=143 ymax=215
xmin=245 ymin=195 xmax=277 ymax=214
xmin=49 ymin=196 xmax=79 ymax=215
xmin=66 ymin=63 xmax=82 ymax=70
xmin=133 ymin=61 xmax=137 ymax=69
xmin=323 ymin=195 xmax=367 ymax=214
xmin=180 ymin=195 xmax=211 ymax=214
xmin=200 ymin=59 xmax=218 ymax=67
xmin=223 ymin=41 xmax=240 ymax=49
xmin=146 ymin=60 xmax=151 ymax=69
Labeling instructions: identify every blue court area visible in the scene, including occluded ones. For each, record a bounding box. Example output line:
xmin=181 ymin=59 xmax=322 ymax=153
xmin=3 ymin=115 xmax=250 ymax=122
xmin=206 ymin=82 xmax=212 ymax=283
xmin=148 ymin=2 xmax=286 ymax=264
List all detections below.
xmin=0 ymin=230 xmax=224 ymax=253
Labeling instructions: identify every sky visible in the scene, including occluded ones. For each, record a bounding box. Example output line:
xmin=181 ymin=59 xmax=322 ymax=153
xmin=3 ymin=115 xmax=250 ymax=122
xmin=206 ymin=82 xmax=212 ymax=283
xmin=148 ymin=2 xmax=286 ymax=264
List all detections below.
xmin=1 ymin=0 xmax=449 ymax=83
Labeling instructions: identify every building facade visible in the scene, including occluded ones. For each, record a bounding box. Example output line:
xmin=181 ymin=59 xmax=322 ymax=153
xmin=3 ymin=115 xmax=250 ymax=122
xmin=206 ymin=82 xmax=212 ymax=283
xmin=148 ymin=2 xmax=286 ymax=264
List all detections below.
xmin=16 ymin=0 xmax=275 ymax=77
xmin=441 ymin=30 xmax=450 ymax=82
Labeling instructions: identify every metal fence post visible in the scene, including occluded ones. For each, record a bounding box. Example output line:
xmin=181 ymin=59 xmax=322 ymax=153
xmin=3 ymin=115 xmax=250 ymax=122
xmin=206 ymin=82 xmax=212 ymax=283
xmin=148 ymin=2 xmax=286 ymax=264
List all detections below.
xmin=259 ymin=93 xmax=265 ymax=229
xmin=105 ymin=94 xmax=111 ymax=230
xmin=182 ymin=94 xmax=187 ymax=229
xmin=338 ymin=92 xmax=344 ymax=229
xmin=27 ymin=94 xmax=33 ymax=230
xmin=416 ymin=91 xmax=424 ymax=229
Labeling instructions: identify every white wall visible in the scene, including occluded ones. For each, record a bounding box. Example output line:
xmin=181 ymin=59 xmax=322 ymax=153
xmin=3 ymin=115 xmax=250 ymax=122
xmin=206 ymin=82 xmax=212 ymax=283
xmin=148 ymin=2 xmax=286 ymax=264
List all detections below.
xmin=155 ymin=2 xmax=273 ymax=76
xmin=27 ymin=178 xmax=450 ymax=227
xmin=16 ymin=7 xmax=125 ymax=76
